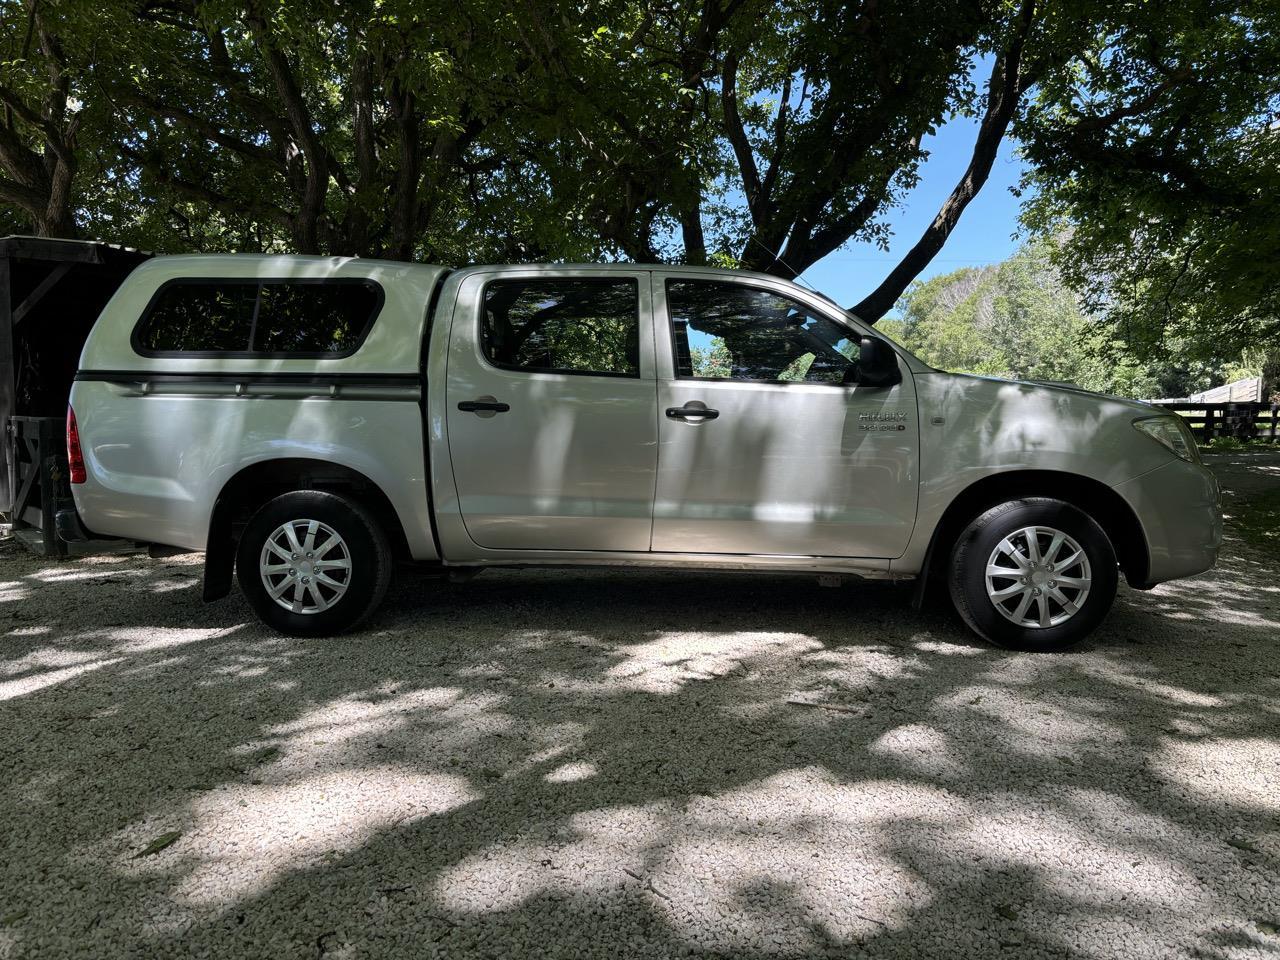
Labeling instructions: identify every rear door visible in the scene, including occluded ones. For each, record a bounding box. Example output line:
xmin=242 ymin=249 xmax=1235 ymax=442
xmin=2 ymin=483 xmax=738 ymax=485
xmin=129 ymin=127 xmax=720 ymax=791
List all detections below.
xmin=444 ymin=269 xmax=658 ymax=552
xmin=651 ymin=274 xmax=918 ymax=558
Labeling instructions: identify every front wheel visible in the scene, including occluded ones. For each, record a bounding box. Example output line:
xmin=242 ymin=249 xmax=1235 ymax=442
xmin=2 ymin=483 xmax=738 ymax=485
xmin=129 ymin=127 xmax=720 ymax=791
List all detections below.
xmin=948 ymin=498 xmax=1118 ymax=651
xmin=236 ymin=490 xmax=392 ymax=636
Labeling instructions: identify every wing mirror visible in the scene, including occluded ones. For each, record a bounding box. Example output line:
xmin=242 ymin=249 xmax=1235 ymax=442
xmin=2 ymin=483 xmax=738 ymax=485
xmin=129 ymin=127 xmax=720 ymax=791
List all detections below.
xmin=845 ymin=335 xmax=902 ymax=388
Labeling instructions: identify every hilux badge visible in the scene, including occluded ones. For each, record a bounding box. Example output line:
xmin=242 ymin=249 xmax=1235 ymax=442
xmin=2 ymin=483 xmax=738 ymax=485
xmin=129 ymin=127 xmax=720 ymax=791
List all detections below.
xmin=857 ymin=411 xmax=908 ymax=432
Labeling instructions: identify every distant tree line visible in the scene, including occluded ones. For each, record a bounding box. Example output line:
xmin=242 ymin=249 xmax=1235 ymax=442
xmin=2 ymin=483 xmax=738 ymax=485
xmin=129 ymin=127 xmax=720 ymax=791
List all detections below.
xmin=1 ymin=0 xmax=1276 ymax=373
xmin=879 ymin=238 xmax=1264 ymax=400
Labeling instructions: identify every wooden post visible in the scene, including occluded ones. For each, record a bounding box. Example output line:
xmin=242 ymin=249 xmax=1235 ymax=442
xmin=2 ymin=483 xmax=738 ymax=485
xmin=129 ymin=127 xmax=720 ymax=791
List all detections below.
xmin=37 ymin=418 xmax=65 ymax=558
xmin=0 ymin=256 xmax=11 ymax=515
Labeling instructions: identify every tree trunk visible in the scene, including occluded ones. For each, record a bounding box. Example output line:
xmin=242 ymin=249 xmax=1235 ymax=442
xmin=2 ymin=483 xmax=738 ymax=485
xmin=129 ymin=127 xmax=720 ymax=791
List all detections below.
xmin=1261 ymin=348 xmax=1280 ymax=404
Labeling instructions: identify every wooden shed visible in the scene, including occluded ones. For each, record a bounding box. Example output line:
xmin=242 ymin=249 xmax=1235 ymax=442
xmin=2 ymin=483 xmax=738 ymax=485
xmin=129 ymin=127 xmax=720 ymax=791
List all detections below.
xmin=1 ymin=236 xmax=151 ymax=553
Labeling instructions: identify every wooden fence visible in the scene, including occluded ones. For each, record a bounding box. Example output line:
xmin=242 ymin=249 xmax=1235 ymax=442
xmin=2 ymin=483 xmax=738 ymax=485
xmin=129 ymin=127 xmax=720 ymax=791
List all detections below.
xmin=1148 ymin=401 xmax=1280 ymax=443
xmin=6 ymin=415 xmax=68 ymax=557
xmin=1186 ymin=376 xmax=1263 ymax=404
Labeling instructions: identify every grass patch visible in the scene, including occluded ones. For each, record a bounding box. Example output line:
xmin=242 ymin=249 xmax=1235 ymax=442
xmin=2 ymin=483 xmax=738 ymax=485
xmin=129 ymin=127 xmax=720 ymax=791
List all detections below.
xmin=1202 ymin=436 xmax=1278 ymax=452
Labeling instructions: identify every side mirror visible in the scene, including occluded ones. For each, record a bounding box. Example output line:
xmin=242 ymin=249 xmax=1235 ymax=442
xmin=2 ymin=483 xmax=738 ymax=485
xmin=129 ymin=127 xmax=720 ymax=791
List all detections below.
xmin=847 ymin=335 xmax=902 ymax=388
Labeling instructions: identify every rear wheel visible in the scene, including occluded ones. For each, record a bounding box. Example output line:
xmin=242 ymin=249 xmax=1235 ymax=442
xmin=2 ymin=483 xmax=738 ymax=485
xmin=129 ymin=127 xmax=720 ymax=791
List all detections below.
xmin=948 ymin=498 xmax=1117 ymax=651
xmin=236 ymin=490 xmax=392 ymax=636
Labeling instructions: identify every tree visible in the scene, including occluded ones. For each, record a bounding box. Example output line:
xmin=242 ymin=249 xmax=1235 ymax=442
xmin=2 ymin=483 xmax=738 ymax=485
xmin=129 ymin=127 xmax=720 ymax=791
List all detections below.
xmin=884 ymin=239 xmax=1234 ymax=399
xmin=0 ymin=0 xmax=103 ymax=236
xmin=1018 ymin=0 xmax=1280 ymax=391
xmin=88 ymin=0 xmax=568 ymax=258
xmin=4 ymin=0 xmax=1275 ymax=347
xmin=690 ymin=336 xmax=732 ymax=378
xmin=593 ymin=0 xmax=1068 ymax=294
xmin=0 ymin=0 xmax=1094 ymax=284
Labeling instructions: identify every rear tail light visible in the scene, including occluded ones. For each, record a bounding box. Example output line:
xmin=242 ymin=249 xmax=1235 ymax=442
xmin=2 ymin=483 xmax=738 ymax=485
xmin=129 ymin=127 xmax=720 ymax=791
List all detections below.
xmin=66 ymin=406 xmax=86 ymax=484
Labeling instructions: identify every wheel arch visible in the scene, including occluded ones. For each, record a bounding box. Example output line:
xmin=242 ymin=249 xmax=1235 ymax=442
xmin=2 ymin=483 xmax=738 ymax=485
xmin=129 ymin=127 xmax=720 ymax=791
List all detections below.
xmin=203 ymin=458 xmax=410 ymax=602
xmin=912 ymin=469 xmax=1150 ymax=609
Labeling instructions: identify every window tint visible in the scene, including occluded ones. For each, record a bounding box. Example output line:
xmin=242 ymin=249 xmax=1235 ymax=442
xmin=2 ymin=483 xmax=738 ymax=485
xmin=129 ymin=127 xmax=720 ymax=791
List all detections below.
xmin=253 ymin=282 xmax=379 ymax=354
xmin=135 ymin=282 xmax=257 ymax=353
xmin=134 ymin=279 xmax=380 ymax=355
xmin=482 ymin=278 xmax=640 ymax=376
xmin=668 ymin=280 xmax=859 ymax=384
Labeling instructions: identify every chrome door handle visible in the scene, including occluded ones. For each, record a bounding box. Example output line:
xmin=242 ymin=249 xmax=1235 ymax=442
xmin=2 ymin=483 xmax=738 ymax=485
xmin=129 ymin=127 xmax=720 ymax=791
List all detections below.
xmin=665 ymin=404 xmax=719 ymax=421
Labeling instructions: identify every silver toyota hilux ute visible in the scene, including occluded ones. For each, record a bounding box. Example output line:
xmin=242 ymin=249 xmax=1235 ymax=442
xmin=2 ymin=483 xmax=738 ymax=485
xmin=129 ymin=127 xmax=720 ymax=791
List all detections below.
xmin=64 ymin=255 xmax=1222 ymax=650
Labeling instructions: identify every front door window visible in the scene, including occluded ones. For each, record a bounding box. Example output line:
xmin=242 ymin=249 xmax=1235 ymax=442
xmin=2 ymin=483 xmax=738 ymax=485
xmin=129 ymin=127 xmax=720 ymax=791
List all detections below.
xmin=667 ymin=280 xmax=860 ymax=385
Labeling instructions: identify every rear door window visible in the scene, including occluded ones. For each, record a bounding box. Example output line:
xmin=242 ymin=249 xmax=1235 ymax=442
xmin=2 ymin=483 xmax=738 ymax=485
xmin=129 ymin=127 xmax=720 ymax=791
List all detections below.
xmin=481 ymin=278 xmax=640 ymax=377
xmin=134 ymin=279 xmax=382 ymax=357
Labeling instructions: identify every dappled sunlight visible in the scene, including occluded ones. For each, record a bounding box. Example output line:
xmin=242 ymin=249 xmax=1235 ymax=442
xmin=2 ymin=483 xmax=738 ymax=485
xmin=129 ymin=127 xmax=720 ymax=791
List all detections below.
xmin=909 ymin=636 xmax=990 ymax=656
xmin=972 ymin=689 xmax=1129 ymax=749
xmin=100 ymin=624 xmax=246 ymax=655
xmin=573 ymin=630 xmax=823 ymax=694
xmin=147 ymin=577 xmax=202 ymax=594
xmin=1105 ymin=674 xmax=1229 ymax=709
xmin=0 ymin=582 xmax=30 ymax=603
xmin=1151 ymin=737 xmax=1280 ymax=814
xmin=194 ymin=642 xmax=311 ymax=687
xmin=432 ymin=769 xmax=962 ymax=950
xmin=25 ymin=566 xmax=148 ymax=584
xmin=0 ymin=657 xmax=124 ymax=700
xmin=246 ymin=685 xmax=516 ymax=774
xmin=5 ymin=625 xmax=50 ymax=637
xmin=519 ymin=722 xmax=592 ymax=769
xmin=798 ymin=644 xmax=923 ymax=686
xmin=1 ymin=644 xmax=102 ymax=675
xmin=1 ymin=452 xmax=1277 ymax=956
xmin=953 ymin=795 xmax=1213 ymax=914
xmin=545 ymin=761 xmax=599 ymax=783
xmin=869 ymin=723 xmax=968 ymax=778
xmin=122 ymin=768 xmax=478 ymax=910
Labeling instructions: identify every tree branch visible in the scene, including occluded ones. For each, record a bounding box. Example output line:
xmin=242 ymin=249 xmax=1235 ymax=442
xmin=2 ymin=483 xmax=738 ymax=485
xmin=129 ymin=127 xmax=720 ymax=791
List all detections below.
xmin=122 ymin=144 xmax=292 ymax=228
xmin=242 ymin=4 xmax=332 ymax=252
xmin=851 ymin=0 xmax=1037 ymax=321
xmin=720 ymin=48 xmax=761 ymax=215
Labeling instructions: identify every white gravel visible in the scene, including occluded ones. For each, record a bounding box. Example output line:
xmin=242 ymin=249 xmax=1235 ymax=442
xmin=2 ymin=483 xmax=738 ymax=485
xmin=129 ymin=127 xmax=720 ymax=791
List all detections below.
xmin=1 ymin=453 xmax=1277 ymax=959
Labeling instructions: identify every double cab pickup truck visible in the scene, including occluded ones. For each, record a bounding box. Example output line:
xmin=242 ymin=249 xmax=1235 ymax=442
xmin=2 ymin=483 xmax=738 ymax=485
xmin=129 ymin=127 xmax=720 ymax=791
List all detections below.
xmin=62 ymin=256 xmax=1222 ymax=650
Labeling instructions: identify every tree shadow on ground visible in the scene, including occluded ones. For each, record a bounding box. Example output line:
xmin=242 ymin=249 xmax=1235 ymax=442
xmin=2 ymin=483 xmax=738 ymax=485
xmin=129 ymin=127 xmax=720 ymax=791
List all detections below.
xmin=1 ymin=475 xmax=1278 ymax=958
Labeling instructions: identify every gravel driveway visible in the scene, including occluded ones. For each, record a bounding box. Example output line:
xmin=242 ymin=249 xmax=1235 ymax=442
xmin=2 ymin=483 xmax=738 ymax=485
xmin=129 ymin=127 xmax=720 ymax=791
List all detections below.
xmin=1 ymin=454 xmax=1277 ymax=960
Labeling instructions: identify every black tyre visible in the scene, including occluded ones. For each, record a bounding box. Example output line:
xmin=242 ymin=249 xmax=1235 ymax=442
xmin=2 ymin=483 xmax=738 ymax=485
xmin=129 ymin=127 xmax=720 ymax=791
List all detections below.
xmin=948 ymin=498 xmax=1118 ymax=651
xmin=236 ymin=490 xmax=392 ymax=636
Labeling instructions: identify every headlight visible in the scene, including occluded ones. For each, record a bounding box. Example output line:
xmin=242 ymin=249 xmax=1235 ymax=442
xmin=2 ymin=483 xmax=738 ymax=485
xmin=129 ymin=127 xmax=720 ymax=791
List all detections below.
xmin=1133 ymin=415 xmax=1197 ymax=462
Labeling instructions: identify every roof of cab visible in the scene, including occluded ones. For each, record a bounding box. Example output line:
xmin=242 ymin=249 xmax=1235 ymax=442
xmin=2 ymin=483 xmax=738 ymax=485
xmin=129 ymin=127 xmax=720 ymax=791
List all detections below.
xmin=138 ymin=254 xmax=799 ymax=290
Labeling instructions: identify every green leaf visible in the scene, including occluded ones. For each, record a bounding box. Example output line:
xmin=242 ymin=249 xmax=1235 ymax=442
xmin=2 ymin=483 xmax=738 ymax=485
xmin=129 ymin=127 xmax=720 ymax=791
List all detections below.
xmin=133 ymin=830 xmax=182 ymax=858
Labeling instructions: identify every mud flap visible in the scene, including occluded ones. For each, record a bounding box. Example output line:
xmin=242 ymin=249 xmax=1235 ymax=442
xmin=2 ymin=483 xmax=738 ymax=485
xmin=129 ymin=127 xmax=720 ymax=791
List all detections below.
xmin=202 ymin=530 xmax=234 ymax=602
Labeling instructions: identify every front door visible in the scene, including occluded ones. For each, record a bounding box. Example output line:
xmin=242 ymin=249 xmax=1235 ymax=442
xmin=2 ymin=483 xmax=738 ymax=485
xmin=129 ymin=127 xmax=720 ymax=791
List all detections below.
xmin=444 ymin=270 xmax=658 ymax=552
xmin=651 ymin=275 xmax=918 ymax=558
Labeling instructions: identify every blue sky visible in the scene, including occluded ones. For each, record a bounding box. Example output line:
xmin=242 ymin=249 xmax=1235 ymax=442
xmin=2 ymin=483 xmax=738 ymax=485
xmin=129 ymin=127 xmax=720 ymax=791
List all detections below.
xmin=800 ymin=117 xmax=1030 ymax=309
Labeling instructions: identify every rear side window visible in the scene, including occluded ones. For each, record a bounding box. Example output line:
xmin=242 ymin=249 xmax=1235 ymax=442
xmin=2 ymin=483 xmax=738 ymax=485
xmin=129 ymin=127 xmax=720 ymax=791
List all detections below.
xmin=134 ymin=279 xmax=382 ymax=356
xmin=481 ymin=278 xmax=640 ymax=377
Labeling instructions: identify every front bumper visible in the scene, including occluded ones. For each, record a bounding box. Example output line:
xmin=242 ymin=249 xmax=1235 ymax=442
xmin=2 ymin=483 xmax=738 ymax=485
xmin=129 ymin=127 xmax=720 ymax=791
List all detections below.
xmin=1114 ymin=457 xmax=1222 ymax=586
